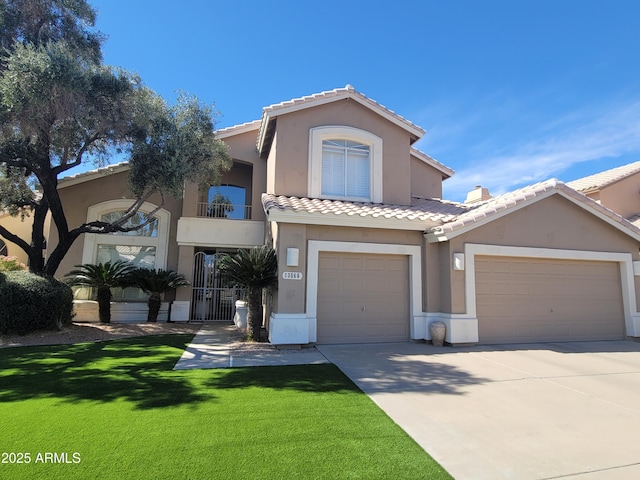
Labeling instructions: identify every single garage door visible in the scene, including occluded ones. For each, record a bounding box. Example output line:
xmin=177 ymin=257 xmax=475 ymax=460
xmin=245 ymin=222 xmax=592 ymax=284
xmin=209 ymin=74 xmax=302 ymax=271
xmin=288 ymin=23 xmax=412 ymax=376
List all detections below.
xmin=316 ymin=252 xmax=409 ymax=344
xmin=476 ymin=256 xmax=625 ymax=344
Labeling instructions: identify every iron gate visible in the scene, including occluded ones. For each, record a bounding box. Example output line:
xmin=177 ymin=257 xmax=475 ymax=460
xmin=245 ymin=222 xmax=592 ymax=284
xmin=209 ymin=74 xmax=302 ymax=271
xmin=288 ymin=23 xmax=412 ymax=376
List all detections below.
xmin=191 ymin=252 xmax=244 ymax=321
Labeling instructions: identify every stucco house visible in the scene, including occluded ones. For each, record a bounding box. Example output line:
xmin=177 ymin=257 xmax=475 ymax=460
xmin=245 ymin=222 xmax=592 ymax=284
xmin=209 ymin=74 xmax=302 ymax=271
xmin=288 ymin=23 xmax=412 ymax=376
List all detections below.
xmin=4 ymin=85 xmax=640 ymax=345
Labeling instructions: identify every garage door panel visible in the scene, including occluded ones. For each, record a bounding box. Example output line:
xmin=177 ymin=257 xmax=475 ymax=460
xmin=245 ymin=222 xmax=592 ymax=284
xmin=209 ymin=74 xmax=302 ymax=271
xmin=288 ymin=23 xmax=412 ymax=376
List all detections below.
xmin=476 ymin=256 xmax=624 ymax=344
xmin=317 ymin=253 xmax=409 ymax=344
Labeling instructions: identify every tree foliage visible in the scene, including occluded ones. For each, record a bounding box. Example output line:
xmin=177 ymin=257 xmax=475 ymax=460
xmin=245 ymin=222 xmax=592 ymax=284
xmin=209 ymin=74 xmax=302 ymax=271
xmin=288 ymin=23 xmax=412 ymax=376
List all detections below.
xmin=218 ymin=247 xmax=278 ymax=341
xmin=130 ymin=268 xmax=190 ymax=322
xmin=65 ymin=260 xmax=136 ymax=323
xmin=0 ymin=0 xmax=232 ymax=275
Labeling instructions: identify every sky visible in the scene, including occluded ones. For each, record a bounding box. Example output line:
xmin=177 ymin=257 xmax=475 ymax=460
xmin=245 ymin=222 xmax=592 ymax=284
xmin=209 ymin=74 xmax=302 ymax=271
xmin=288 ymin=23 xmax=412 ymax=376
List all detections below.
xmin=87 ymin=0 xmax=640 ymax=202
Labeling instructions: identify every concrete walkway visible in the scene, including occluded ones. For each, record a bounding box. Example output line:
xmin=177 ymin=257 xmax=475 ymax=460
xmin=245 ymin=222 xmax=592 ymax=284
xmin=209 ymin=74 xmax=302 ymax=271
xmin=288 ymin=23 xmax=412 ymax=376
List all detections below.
xmin=318 ymin=341 xmax=640 ymax=480
xmin=173 ymin=324 xmax=329 ymax=369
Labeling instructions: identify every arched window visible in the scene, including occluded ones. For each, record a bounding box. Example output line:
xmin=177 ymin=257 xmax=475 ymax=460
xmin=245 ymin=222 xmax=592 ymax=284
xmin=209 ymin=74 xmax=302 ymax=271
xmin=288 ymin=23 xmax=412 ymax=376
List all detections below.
xmin=308 ymin=126 xmax=383 ymax=202
xmin=80 ymin=200 xmax=170 ymax=301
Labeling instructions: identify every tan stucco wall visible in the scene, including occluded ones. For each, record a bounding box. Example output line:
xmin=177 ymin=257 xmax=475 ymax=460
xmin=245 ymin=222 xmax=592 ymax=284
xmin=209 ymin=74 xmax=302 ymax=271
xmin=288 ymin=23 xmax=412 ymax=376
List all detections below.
xmin=182 ymin=129 xmax=267 ymax=222
xmin=52 ymin=171 xmax=183 ymax=278
xmin=443 ymin=195 xmax=640 ymax=314
xmin=0 ymin=212 xmax=36 ymax=264
xmin=272 ymin=222 xmax=423 ymax=314
xmin=221 ymin=130 xmax=266 ymax=221
xmin=410 ymin=156 xmax=444 ymax=199
xmin=266 ymin=100 xmax=415 ymax=205
xmin=598 ymin=173 xmax=640 ymax=220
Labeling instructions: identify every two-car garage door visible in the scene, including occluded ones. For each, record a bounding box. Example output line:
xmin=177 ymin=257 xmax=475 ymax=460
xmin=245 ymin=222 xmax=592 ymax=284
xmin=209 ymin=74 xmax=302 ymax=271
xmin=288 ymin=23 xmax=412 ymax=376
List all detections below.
xmin=475 ymin=256 xmax=626 ymax=344
xmin=316 ymin=252 xmax=409 ymax=344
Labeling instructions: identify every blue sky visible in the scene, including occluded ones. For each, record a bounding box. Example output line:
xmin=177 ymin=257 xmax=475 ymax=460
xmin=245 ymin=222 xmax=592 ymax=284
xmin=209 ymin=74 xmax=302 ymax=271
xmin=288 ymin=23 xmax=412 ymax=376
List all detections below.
xmin=88 ymin=0 xmax=640 ymax=202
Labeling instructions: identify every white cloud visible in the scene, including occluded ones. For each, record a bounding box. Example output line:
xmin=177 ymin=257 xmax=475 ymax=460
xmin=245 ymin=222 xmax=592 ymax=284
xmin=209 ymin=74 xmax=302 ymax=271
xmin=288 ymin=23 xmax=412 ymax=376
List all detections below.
xmin=440 ymin=99 xmax=640 ymax=200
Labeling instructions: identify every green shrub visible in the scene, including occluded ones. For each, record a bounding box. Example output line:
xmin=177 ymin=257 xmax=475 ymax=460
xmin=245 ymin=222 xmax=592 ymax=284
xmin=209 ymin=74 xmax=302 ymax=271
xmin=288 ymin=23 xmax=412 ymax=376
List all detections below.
xmin=0 ymin=271 xmax=74 ymax=335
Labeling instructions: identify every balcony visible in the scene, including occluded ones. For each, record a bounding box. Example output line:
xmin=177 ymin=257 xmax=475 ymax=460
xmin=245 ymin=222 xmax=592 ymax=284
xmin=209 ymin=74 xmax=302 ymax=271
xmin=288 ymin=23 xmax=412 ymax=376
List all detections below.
xmin=196 ymin=201 xmax=252 ymax=219
xmin=177 ymin=201 xmax=264 ymax=248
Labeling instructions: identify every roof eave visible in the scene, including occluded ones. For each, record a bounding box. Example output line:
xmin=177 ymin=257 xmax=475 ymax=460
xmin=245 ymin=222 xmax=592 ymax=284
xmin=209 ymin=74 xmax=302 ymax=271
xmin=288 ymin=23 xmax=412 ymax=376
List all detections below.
xmin=58 ymin=163 xmax=131 ymax=189
xmin=425 ymin=186 xmax=640 ymax=243
xmin=265 ymin=207 xmax=438 ymax=231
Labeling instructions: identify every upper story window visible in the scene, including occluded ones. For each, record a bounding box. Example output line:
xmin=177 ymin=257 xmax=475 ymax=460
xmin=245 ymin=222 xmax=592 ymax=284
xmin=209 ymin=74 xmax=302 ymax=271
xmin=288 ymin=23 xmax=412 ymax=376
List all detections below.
xmin=203 ymin=185 xmax=249 ymax=219
xmin=100 ymin=211 xmax=159 ymax=237
xmin=309 ymin=126 xmax=383 ymax=203
xmin=322 ymin=140 xmax=370 ymax=200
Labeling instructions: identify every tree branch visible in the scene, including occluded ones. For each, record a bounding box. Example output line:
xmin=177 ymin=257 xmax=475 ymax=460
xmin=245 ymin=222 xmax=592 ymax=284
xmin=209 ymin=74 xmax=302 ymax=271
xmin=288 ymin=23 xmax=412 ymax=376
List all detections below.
xmin=51 ymin=132 xmax=101 ymax=176
xmin=71 ymin=192 xmax=165 ymax=236
xmin=0 ymin=223 xmax=33 ymax=256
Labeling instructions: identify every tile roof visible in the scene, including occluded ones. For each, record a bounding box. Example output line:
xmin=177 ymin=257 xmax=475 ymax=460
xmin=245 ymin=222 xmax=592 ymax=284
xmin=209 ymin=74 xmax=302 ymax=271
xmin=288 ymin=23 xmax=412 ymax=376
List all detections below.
xmin=263 ymin=178 xmax=640 ymax=242
xmin=262 ymin=193 xmax=468 ymax=229
xmin=215 ymin=120 xmax=261 ymax=139
xmin=627 ymin=214 xmax=640 ymax=229
xmin=410 ymin=147 xmax=455 ymax=178
xmin=58 ymin=162 xmax=130 ymax=188
xmin=257 ymin=85 xmax=426 ymax=156
xmin=566 ymin=161 xmax=640 ymax=192
xmin=429 ymin=178 xmax=640 ymax=241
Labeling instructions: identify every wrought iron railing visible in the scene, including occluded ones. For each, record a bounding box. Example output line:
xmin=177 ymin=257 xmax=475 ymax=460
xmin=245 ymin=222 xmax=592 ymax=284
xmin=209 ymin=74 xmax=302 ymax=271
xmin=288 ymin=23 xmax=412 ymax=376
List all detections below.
xmin=196 ymin=202 xmax=252 ymax=220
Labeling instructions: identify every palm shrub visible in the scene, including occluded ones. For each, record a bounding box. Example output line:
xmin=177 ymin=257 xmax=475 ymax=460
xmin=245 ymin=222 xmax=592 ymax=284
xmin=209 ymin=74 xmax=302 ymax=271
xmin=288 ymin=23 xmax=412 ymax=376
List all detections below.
xmin=130 ymin=268 xmax=190 ymax=322
xmin=65 ymin=261 xmax=137 ymax=323
xmin=218 ymin=246 xmax=278 ymax=341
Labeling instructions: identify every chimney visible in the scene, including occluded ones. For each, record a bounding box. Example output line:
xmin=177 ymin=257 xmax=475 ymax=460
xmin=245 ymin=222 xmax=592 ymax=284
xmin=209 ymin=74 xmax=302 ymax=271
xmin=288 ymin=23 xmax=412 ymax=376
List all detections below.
xmin=465 ymin=185 xmax=491 ymax=204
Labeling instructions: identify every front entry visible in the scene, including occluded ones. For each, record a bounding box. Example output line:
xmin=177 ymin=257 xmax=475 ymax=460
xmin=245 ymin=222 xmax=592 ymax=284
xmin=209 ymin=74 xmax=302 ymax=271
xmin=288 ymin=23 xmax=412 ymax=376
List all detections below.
xmin=190 ymin=251 xmax=244 ymax=321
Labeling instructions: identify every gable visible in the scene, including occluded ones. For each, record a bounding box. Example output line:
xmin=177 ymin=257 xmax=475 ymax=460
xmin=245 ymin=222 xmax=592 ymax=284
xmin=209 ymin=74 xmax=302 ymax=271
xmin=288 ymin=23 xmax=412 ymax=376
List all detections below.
xmin=449 ymin=194 xmax=640 ymax=254
xmin=257 ymin=85 xmax=425 ymax=157
xmin=427 ymin=179 xmax=640 ymax=244
xmin=265 ymin=99 xmax=417 ymax=204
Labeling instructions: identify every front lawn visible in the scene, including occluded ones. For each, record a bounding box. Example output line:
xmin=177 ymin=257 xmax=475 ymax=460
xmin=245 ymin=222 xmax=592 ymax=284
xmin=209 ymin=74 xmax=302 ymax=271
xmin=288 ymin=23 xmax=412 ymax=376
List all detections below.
xmin=0 ymin=335 xmax=451 ymax=479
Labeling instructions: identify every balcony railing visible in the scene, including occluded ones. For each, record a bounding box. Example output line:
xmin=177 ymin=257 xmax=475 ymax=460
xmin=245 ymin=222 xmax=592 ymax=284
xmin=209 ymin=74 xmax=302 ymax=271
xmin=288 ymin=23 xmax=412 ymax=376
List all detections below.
xmin=196 ymin=202 xmax=252 ymax=220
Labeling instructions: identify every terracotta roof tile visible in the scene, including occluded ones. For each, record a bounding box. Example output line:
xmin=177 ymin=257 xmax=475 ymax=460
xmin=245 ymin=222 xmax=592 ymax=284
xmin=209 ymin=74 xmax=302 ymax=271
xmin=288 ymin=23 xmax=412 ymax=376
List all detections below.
xmin=262 ymin=194 xmax=469 ymax=225
xmin=567 ymin=161 xmax=640 ymax=192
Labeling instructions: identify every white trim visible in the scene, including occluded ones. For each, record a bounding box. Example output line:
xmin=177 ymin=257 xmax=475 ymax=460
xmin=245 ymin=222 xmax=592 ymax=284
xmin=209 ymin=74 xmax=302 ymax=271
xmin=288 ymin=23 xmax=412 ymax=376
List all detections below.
xmin=82 ymin=199 xmax=170 ymax=270
xmin=410 ymin=147 xmax=455 ymax=178
xmin=308 ymin=126 xmax=383 ymax=203
xmin=463 ymin=243 xmax=640 ymax=338
xmin=305 ymin=240 xmax=423 ymax=343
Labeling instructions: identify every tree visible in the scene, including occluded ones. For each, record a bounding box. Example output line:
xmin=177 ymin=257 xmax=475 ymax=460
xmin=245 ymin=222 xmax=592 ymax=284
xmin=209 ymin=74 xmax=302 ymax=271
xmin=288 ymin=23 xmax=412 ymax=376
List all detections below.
xmin=130 ymin=268 xmax=189 ymax=323
xmin=65 ymin=260 xmax=136 ymax=323
xmin=207 ymin=192 xmax=234 ymax=218
xmin=0 ymin=0 xmax=231 ymax=276
xmin=218 ymin=246 xmax=278 ymax=341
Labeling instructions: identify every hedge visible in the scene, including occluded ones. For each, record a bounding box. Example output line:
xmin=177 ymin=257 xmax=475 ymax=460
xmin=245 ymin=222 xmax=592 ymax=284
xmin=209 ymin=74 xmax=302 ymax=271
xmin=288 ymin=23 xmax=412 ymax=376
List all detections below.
xmin=0 ymin=271 xmax=74 ymax=335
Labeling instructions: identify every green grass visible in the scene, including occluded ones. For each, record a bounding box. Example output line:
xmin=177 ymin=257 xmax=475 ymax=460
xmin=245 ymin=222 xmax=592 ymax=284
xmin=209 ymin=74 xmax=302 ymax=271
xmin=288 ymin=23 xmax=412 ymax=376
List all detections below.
xmin=0 ymin=335 xmax=452 ymax=479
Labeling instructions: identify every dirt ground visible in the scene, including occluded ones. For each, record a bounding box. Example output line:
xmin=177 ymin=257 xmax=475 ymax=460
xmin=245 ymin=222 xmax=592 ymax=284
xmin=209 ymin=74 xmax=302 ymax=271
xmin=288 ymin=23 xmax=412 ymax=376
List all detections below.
xmin=0 ymin=322 xmax=203 ymax=348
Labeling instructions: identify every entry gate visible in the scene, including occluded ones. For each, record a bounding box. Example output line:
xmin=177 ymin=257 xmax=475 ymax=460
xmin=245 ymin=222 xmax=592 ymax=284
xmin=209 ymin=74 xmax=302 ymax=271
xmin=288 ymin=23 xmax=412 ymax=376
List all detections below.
xmin=191 ymin=252 xmax=244 ymax=321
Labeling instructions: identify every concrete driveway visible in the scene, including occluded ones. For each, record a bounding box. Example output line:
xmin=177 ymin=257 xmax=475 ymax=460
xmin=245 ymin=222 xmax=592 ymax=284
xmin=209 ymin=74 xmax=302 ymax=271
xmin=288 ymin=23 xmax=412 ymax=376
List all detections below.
xmin=317 ymin=341 xmax=640 ymax=480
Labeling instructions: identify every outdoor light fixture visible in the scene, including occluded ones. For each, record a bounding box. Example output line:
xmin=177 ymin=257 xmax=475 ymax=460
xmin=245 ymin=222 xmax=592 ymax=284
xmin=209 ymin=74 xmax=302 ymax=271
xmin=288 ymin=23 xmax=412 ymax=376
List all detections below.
xmin=453 ymin=253 xmax=465 ymax=271
xmin=286 ymin=248 xmax=299 ymax=267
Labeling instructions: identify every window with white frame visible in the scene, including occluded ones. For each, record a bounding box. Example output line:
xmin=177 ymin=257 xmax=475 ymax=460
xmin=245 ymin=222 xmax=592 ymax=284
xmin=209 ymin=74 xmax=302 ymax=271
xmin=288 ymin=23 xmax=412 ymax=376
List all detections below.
xmin=309 ymin=126 xmax=383 ymax=203
xmin=80 ymin=200 xmax=170 ymax=301
xmin=321 ymin=140 xmax=370 ymax=199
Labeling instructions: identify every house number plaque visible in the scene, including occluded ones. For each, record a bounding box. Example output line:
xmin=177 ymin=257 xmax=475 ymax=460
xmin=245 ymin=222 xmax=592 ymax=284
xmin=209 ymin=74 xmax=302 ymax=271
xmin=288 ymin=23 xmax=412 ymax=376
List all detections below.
xmin=282 ymin=271 xmax=303 ymax=280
